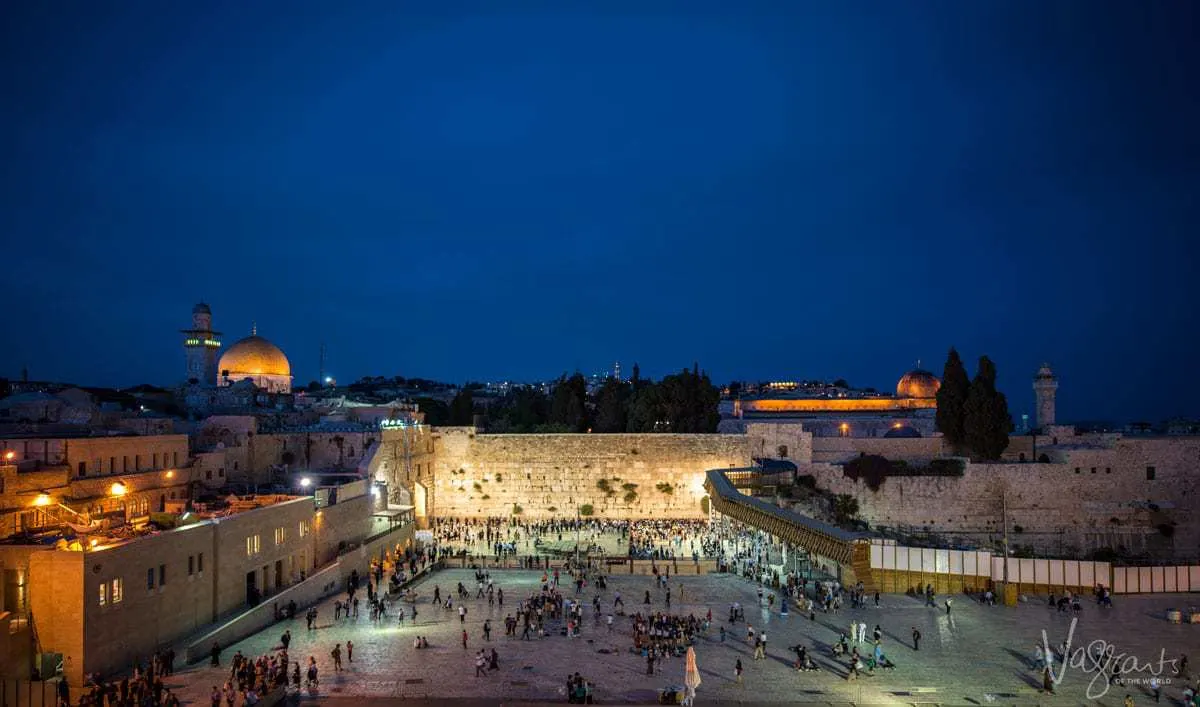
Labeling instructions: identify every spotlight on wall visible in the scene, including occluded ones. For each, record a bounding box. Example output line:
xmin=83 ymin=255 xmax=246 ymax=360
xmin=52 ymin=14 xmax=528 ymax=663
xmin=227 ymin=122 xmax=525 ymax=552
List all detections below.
xmin=110 ymin=482 xmax=127 ymax=497
xmin=299 ymin=478 xmax=312 ymax=488
xmin=33 ymin=494 xmax=52 ymax=507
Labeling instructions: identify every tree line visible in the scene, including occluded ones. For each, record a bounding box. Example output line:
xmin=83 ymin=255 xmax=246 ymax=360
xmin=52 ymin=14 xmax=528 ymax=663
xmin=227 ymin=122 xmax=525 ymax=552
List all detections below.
xmin=426 ymin=363 xmax=721 ymax=433
xmin=935 ymin=348 xmax=1014 ymax=460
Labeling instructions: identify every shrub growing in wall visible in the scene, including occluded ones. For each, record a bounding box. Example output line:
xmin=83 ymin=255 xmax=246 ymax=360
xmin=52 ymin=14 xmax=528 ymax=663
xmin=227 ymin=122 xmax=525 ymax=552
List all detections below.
xmin=473 ymin=482 xmax=482 ymax=491
xmin=700 ymin=496 xmax=710 ymax=514
xmin=579 ymin=504 xmax=594 ymax=516
xmin=623 ymin=490 xmax=639 ymax=504
xmin=656 ymin=482 xmax=674 ymax=494
xmin=494 ymin=473 xmax=502 ymax=483
xmin=843 ymin=455 xmax=889 ymax=491
xmin=512 ymin=504 xmax=523 ymax=515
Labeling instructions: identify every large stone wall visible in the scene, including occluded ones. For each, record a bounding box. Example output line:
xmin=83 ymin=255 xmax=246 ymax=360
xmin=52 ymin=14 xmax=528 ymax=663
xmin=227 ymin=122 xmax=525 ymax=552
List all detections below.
xmin=805 ymin=435 xmax=1200 ymax=559
xmin=431 ymin=429 xmax=753 ymax=519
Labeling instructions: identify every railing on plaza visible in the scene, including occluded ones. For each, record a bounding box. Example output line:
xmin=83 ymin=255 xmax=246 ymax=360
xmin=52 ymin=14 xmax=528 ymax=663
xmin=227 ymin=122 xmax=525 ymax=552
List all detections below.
xmin=0 ymin=679 xmax=60 ymax=707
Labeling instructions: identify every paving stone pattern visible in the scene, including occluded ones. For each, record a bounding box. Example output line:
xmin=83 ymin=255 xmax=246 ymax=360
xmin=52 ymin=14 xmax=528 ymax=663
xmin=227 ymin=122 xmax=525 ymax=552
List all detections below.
xmin=161 ymin=569 xmax=1200 ymax=706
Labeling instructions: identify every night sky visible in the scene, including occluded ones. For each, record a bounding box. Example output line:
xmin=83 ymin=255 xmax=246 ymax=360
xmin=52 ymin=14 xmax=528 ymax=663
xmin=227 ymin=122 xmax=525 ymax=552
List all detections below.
xmin=2 ymin=2 xmax=1197 ymax=423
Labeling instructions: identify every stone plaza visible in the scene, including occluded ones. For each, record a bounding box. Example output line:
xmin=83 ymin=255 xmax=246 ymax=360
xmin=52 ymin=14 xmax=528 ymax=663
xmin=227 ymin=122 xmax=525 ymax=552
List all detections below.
xmin=159 ymin=567 xmax=1200 ymax=706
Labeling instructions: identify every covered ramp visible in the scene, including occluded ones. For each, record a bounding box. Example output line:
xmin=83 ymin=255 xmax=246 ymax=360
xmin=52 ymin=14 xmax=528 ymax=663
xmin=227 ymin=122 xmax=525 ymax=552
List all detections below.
xmin=704 ymin=467 xmax=875 ymax=590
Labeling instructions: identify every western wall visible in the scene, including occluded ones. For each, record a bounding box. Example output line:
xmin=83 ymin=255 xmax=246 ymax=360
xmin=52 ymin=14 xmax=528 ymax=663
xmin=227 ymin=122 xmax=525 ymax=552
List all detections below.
xmin=429 ymin=428 xmax=753 ymax=519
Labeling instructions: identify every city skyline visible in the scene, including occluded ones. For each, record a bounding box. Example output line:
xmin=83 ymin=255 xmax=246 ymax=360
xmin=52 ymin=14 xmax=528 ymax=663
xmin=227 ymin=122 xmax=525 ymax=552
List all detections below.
xmin=2 ymin=3 xmax=1197 ymax=424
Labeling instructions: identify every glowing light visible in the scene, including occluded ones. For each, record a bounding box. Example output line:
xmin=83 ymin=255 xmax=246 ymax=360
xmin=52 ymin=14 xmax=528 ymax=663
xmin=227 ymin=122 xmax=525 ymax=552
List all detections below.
xmin=893 ymin=423 xmax=903 ymax=429
xmin=33 ymin=494 xmax=52 ymax=507
xmin=110 ymin=482 xmax=127 ymax=497
xmin=3 ymin=451 xmax=14 ymax=461
xmin=839 ymin=423 xmax=849 ymax=431
xmin=165 ymin=470 xmax=175 ymax=479
xmin=299 ymin=478 xmax=312 ymax=488
xmin=370 ymin=487 xmax=380 ymax=498
xmin=89 ymin=538 xmax=99 ymax=548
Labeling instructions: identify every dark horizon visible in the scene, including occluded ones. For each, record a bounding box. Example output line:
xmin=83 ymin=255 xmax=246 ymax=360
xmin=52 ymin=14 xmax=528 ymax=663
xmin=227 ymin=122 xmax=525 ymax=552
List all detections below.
xmin=2 ymin=2 xmax=1197 ymax=424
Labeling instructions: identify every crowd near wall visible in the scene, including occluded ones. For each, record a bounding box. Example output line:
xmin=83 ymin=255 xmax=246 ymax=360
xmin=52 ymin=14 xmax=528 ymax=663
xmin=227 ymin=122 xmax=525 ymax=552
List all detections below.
xmin=431 ymin=428 xmax=752 ymax=519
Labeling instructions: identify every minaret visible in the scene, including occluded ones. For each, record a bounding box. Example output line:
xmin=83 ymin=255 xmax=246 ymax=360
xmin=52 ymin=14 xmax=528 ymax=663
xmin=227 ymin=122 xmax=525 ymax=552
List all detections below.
xmin=181 ymin=303 xmax=222 ymax=386
xmin=1033 ymin=363 xmax=1058 ymax=429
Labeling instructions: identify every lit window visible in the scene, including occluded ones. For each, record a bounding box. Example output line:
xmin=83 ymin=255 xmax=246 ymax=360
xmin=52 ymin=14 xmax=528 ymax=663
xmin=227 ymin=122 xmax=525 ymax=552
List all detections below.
xmin=111 ymin=578 xmax=123 ymax=604
xmin=246 ymin=535 xmax=261 ymax=557
xmin=299 ymin=520 xmax=310 ymax=538
xmin=99 ymin=583 xmax=108 ymax=606
xmin=275 ymin=528 xmax=286 ymax=546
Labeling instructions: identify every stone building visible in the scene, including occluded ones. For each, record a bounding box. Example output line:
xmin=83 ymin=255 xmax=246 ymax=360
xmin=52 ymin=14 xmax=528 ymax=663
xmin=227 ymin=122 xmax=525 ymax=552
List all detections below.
xmin=217 ymin=325 xmax=292 ymax=394
xmin=723 ymin=366 xmax=941 ymax=438
xmin=21 ymin=481 xmax=398 ymax=685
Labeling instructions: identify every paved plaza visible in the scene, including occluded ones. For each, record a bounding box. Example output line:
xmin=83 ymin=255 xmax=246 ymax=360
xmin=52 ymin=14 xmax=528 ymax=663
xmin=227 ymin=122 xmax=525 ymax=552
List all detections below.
xmin=152 ymin=566 xmax=1200 ymax=706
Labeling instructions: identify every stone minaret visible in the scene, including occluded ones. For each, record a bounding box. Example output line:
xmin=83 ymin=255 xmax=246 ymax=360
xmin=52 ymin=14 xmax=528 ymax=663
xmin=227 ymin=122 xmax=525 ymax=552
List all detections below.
xmin=181 ymin=303 xmax=222 ymax=386
xmin=1033 ymin=363 xmax=1058 ymax=429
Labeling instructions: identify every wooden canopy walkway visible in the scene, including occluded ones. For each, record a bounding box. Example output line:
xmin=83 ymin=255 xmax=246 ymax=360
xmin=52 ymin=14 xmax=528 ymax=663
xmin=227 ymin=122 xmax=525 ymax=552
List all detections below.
xmin=704 ymin=467 xmax=876 ymax=590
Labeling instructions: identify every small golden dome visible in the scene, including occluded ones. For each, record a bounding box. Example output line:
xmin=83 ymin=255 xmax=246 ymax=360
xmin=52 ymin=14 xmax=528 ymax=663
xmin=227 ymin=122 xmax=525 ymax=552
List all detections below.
xmin=896 ymin=369 xmax=941 ymax=399
xmin=218 ymin=335 xmax=291 ymax=378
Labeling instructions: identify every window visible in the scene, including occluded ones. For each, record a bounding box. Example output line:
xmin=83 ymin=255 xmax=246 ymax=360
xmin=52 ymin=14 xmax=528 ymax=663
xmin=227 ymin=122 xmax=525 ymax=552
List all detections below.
xmin=173 ymin=452 xmax=179 ymax=467
xmin=99 ymin=583 xmax=108 ymax=606
xmin=299 ymin=520 xmax=310 ymax=538
xmin=1146 ymin=466 xmax=1156 ymax=481
xmin=1091 ymin=467 xmax=1097 ymax=474
xmin=1074 ymin=467 xmax=1081 ymax=474
xmin=188 ymin=556 xmax=194 ymax=575
xmin=247 ymin=535 xmax=261 ymax=557
xmin=152 ymin=453 xmax=159 ymax=469
xmin=158 ymin=564 xmax=166 ymax=586
xmin=206 ymin=470 xmax=212 ymax=481
xmin=111 ymin=578 xmax=123 ymax=603
xmin=78 ymin=461 xmax=87 ymax=477
xmin=1106 ymin=467 xmax=1111 ymax=474
xmin=147 ymin=568 xmax=155 ymax=590
xmin=218 ymin=467 xmax=224 ymax=477
xmin=110 ymin=457 xmax=116 ymax=473
xmin=275 ymin=528 xmax=286 ymax=546
xmin=123 ymin=457 xmax=129 ymax=473
xmin=197 ymin=553 xmax=204 ymax=573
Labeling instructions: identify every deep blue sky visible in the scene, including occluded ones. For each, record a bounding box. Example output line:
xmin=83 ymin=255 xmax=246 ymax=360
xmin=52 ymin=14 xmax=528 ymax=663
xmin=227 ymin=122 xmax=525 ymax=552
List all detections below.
xmin=2 ymin=2 xmax=1197 ymax=423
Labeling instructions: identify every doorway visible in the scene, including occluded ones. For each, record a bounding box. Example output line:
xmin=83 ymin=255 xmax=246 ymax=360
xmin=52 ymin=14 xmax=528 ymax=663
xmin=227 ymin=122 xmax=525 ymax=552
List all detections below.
xmin=245 ymin=571 xmax=258 ymax=605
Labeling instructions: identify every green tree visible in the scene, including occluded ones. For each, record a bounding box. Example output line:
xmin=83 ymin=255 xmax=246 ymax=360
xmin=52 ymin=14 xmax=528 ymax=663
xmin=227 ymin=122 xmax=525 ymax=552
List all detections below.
xmin=448 ymin=388 xmax=475 ymax=426
xmin=412 ymin=396 xmax=450 ymax=426
xmin=549 ymin=373 xmax=589 ymax=432
xmin=963 ymin=356 xmax=1013 ymax=460
xmin=935 ymin=347 xmax=971 ymax=450
xmin=594 ymin=378 xmax=631 ymax=433
xmin=627 ymin=382 xmax=664 ymax=432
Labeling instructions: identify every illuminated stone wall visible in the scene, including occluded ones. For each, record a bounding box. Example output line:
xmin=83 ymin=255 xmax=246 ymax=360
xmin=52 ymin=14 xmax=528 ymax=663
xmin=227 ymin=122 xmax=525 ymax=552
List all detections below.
xmin=430 ymin=428 xmax=753 ymax=519
xmin=805 ymin=435 xmax=1200 ymax=560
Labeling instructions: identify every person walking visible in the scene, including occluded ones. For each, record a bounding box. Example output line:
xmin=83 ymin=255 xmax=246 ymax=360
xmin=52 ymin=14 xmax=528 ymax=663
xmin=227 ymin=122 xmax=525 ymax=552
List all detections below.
xmin=754 ymin=632 xmax=766 ymax=660
xmin=483 ymin=620 xmax=491 ymax=641
xmin=911 ymin=627 xmax=921 ymax=651
xmin=474 ymin=651 xmax=487 ymax=677
xmin=462 ymin=629 xmax=469 ymax=649
xmin=1150 ymin=675 xmax=1161 ymax=702
xmin=945 ymin=598 xmax=953 ymax=615
xmin=346 ymin=640 xmax=354 ymax=663
xmin=331 ymin=644 xmax=342 ymax=672
xmin=735 ymin=658 xmax=743 ymax=685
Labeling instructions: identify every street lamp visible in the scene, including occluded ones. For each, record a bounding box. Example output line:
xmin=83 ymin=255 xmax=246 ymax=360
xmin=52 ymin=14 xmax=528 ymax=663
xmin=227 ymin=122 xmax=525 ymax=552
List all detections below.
xmin=299 ymin=478 xmax=312 ymax=488
xmin=109 ymin=482 xmax=127 ymax=497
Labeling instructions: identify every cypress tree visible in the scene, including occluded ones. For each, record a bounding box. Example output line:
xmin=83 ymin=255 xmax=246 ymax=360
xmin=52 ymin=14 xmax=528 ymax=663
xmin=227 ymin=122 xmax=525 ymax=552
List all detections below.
xmin=935 ymin=348 xmax=970 ymax=449
xmin=963 ymin=356 xmax=1014 ymax=460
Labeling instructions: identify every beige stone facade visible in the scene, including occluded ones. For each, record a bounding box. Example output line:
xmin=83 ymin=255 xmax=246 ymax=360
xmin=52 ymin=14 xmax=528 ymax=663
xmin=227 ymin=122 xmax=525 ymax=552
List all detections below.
xmin=26 ymin=488 xmax=389 ymax=685
xmin=427 ymin=428 xmax=752 ymax=519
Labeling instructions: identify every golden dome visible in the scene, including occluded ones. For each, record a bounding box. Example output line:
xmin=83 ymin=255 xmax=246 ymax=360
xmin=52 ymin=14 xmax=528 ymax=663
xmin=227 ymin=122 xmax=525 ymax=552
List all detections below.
xmin=896 ymin=369 xmax=940 ymax=399
xmin=218 ymin=335 xmax=291 ymax=378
